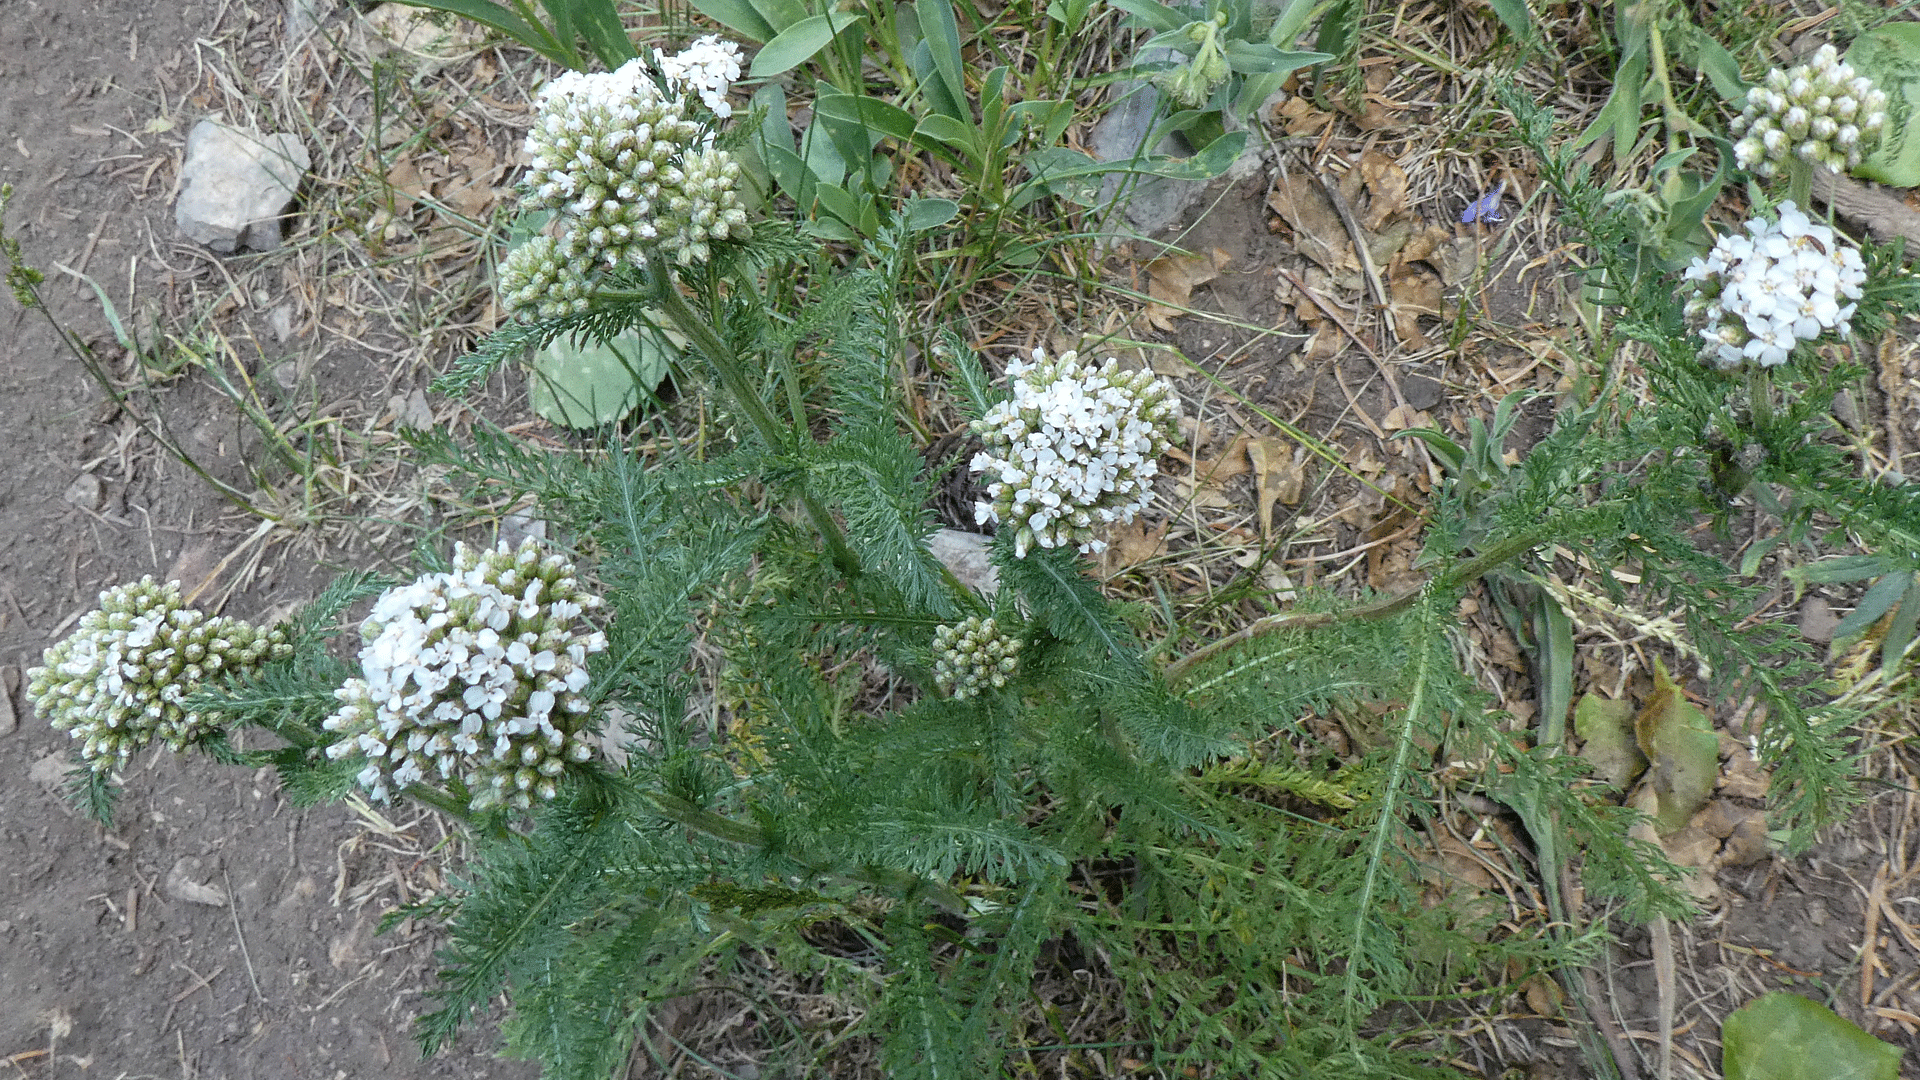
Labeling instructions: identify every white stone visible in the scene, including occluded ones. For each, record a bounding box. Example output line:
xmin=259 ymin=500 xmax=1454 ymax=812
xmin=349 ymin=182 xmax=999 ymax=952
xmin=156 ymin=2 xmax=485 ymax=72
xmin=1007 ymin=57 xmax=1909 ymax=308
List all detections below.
xmin=175 ymin=121 xmax=310 ymax=253
xmin=927 ymin=529 xmax=999 ymax=597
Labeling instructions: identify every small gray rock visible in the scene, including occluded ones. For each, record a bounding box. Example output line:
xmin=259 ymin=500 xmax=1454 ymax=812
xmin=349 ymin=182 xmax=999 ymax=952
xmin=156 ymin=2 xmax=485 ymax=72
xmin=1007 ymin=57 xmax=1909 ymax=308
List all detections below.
xmin=1798 ymin=596 xmax=1839 ymax=644
xmin=62 ymin=473 xmax=104 ymax=511
xmin=927 ymin=529 xmax=999 ymax=597
xmin=175 ymin=121 xmax=310 ymax=253
xmin=165 ymin=857 xmax=230 ymax=907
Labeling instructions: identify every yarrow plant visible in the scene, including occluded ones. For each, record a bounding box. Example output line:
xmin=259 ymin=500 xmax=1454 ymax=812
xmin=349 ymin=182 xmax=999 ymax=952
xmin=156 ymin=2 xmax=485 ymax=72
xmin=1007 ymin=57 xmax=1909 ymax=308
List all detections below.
xmin=1681 ymin=200 xmax=1865 ymax=369
xmin=931 ymin=616 xmax=1023 ymax=698
xmin=654 ymin=35 xmax=744 ymax=119
xmin=501 ymin=47 xmax=752 ymax=321
xmin=26 ymin=578 xmax=290 ymax=771
xmin=1731 ymin=44 xmax=1889 ymax=177
xmin=322 ymin=538 xmax=608 ymax=812
xmin=970 ymin=349 xmax=1181 ymax=556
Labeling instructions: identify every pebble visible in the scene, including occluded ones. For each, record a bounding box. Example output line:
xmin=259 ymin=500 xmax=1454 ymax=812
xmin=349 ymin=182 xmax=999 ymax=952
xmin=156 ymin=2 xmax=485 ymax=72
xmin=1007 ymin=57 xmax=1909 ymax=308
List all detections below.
xmin=174 ymin=120 xmax=310 ymax=254
xmin=164 ymin=857 xmax=230 ymax=907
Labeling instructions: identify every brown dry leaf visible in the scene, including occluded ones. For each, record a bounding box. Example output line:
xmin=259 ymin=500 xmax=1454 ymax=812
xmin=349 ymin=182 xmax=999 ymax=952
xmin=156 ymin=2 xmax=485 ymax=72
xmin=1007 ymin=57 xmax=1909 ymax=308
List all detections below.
xmin=1380 ymin=404 xmax=1432 ymax=432
xmin=1266 ymin=173 xmax=1356 ymax=279
xmin=1103 ymin=517 xmax=1167 ymax=572
xmin=1273 ymin=94 xmax=1333 ymax=136
xmin=1173 ymin=476 xmax=1233 ymax=509
xmin=440 ymin=145 xmax=500 ymax=220
xmin=1388 ymin=263 xmax=1445 ymax=348
xmin=1357 ymin=150 xmax=1408 ymax=231
xmin=1718 ymin=738 xmax=1771 ymax=799
xmin=1192 ymin=433 xmax=1253 ymax=482
xmin=1143 ymin=249 xmax=1227 ymax=330
xmin=1524 ymin=974 xmax=1566 ymax=1019
xmin=384 ymin=158 xmax=430 ymax=211
xmin=1248 ymin=437 xmax=1305 ymax=535
xmin=1429 ymin=235 xmax=1485 ymax=286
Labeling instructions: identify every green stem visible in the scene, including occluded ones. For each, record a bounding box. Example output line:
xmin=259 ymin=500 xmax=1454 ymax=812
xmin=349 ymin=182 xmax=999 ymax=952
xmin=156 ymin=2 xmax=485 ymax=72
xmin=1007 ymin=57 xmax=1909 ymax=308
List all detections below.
xmin=1747 ymin=365 xmax=1773 ymax=434
xmin=646 ymin=268 xmax=862 ymax=578
xmin=1787 ymin=158 xmax=1813 ymax=210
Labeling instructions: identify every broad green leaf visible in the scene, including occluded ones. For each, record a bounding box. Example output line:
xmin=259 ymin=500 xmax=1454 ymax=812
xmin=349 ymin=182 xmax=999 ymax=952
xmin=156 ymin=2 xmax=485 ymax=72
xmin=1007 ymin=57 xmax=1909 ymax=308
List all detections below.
xmin=388 ymin=0 xmax=563 ymax=64
xmin=1789 ymin=554 xmax=1895 ymax=586
xmin=1485 ymin=0 xmax=1537 ymax=47
xmin=527 ymin=326 xmax=675 ymax=429
xmin=1676 ymin=23 xmax=1746 ymax=100
xmin=545 ymin=0 xmax=636 ymax=65
xmin=750 ymin=12 xmax=862 ymax=77
xmin=1881 ymin=577 xmax=1920 ymax=672
xmin=915 ymin=112 xmax=979 ymax=154
xmin=809 ymin=181 xmax=866 ymax=230
xmin=1222 ymin=41 xmax=1329 ymax=75
xmin=1574 ymin=692 xmax=1644 ymax=789
xmin=1633 ymin=659 xmax=1718 ymax=834
xmin=1850 ymin=24 xmax=1920 ymax=186
xmin=914 ymin=0 xmax=969 ymax=119
xmin=1105 ymin=0 xmax=1189 ymax=32
xmin=902 ymin=197 xmax=960 ymax=231
xmin=1267 ymin=0 xmax=1326 ymax=47
xmin=1829 ymin=571 xmax=1910 ymax=641
xmin=1723 ymin=993 xmax=1902 ymax=1080
xmin=687 ymin=0 xmax=780 ymax=42
xmin=812 ymin=94 xmax=919 ymax=143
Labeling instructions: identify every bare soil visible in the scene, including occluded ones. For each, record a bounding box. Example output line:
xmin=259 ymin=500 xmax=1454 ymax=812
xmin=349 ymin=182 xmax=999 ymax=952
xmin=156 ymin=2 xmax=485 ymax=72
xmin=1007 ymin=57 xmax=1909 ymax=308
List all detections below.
xmin=0 ymin=1 xmax=529 ymax=1076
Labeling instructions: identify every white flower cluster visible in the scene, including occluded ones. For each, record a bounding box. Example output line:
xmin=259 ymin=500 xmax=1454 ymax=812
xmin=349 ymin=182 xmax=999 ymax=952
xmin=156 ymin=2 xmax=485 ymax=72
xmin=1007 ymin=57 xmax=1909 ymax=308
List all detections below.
xmin=504 ymin=52 xmax=753 ymax=320
xmin=970 ymin=349 xmax=1181 ymax=557
xmin=931 ymin=616 xmax=1022 ymax=699
xmin=323 ymin=539 xmax=609 ymax=812
xmin=654 ymin=35 xmax=743 ymax=119
xmin=1731 ymin=44 xmax=1889 ymax=176
xmin=27 ymin=578 xmax=291 ymax=771
xmin=1682 ymin=201 xmax=1866 ymax=369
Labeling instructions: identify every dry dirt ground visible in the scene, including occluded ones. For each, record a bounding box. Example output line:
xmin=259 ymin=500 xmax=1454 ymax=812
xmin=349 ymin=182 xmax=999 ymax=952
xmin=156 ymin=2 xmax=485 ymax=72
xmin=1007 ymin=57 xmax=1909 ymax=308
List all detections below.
xmin=1 ymin=0 xmax=1919 ymax=1078
xmin=0 ymin=1 xmax=530 ymax=1076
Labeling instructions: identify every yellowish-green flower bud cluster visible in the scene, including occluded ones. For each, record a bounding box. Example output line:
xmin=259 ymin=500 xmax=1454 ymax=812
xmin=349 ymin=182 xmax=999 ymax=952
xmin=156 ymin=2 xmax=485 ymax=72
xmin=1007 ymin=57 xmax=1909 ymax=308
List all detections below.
xmin=931 ymin=616 xmax=1022 ymax=699
xmin=322 ymin=539 xmax=608 ymax=813
xmin=498 ymin=235 xmax=593 ymax=322
xmin=1732 ymin=44 xmax=1889 ymax=176
xmin=27 ymin=578 xmax=291 ymax=771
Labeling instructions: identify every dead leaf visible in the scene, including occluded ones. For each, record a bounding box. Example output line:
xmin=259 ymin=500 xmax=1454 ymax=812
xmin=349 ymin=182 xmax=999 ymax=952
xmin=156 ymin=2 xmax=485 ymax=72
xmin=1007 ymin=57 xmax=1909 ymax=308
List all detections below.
xmin=1248 ymin=436 xmax=1305 ymax=534
xmin=1574 ymin=692 xmax=1645 ymax=789
xmin=1192 ymin=434 xmax=1252 ymax=482
xmin=1634 ymin=659 xmax=1719 ymax=835
xmin=1388 ymin=263 xmax=1445 ymax=348
xmin=1103 ymin=517 xmax=1166 ymax=572
xmin=1380 ymin=404 xmax=1432 ymax=432
xmin=1173 ymin=476 xmax=1233 ymax=509
xmin=384 ymin=158 xmax=430 ymax=212
xmin=1357 ymin=150 xmax=1408 ymax=231
xmin=1272 ymin=94 xmax=1333 ymax=137
xmin=1524 ymin=974 xmax=1566 ymax=1018
xmin=1266 ymin=173 xmax=1357 ymax=281
xmin=1143 ymin=250 xmax=1226 ymax=330
xmin=1718 ymin=737 xmax=1770 ymax=799
xmin=1429 ymin=235 xmax=1485 ymax=286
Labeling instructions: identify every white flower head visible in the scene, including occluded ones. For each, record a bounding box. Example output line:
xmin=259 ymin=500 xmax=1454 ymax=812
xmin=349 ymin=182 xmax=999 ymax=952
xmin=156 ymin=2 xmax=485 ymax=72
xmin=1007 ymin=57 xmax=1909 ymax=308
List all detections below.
xmin=969 ymin=349 xmax=1181 ymax=557
xmin=1681 ymin=201 xmax=1865 ymax=371
xmin=322 ymin=539 xmax=608 ymax=813
xmin=26 ymin=578 xmax=291 ymax=771
xmin=654 ymin=35 xmax=743 ymax=119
